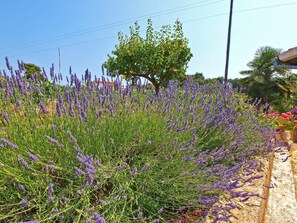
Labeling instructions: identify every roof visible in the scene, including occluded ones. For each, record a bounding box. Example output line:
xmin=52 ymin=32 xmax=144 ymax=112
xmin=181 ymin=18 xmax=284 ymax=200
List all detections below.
xmin=93 ymin=80 xmax=121 ymax=87
xmin=278 ymin=47 xmax=297 ymax=65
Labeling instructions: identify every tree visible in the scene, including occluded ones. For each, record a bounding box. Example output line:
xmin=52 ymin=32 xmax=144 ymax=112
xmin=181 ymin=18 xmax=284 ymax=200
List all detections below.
xmin=240 ymin=46 xmax=291 ymax=102
xmin=24 ymin=63 xmax=43 ymax=81
xmin=104 ymin=19 xmax=193 ymax=93
xmin=205 ymin=76 xmax=224 ymax=84
xmin=187 ymin=72 xmax=205 ymax=84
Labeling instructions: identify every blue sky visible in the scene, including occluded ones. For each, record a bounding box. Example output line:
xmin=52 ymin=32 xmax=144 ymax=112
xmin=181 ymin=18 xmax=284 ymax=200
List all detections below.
xmin=1 ymin=0 xmax=296 ymax=80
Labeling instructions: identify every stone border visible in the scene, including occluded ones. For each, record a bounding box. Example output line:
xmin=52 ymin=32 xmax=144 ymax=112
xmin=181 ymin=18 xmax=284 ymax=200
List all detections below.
xmin=258 ymin=152 xmax=274 ymax=223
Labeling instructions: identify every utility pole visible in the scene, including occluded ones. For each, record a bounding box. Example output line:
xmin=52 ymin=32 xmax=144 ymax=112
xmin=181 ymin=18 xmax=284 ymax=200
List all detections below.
xmin=224 ymin=0 xmax=234 ymax=86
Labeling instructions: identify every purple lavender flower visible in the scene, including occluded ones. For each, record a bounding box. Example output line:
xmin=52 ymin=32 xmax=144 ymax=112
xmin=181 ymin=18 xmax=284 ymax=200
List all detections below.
xmin=85 ymin=207 xmax=95 ymax=212
xmin=91 ymin=212 xmax=105 ymax=223
xmin=66 ymin=131 xmax=77 ymax=144
xmin=45 ymin=135 xmax=62 ymax=147
xmin=50 ymin=64 xmax=55 ymax=80
xmin=137 ymin=212 xmax=143 ymax=219
xmin=42 ymin=67 xmax=48 ymax=80
xmin=45 ymin=164 xmax=55 ymax=172
xmin=73 ymin=146 xmax=81 ymax=154
xmin=48 ymin=196 xmax=54 ymax=202
xmin=141 ymin=164 xmax=148 ymax=173
xmin=26 ymin=152 xmax=39 ymax=162
xmin=94 ymin=216 xmax=104 ymax=223
xmin=0 ymin=138 xmax=18 ymax=149
xmin=56 ymin=102 xmax=62 ymax=116
xmin=17 ymin=60 xmax=24 ymax=71
xmin=199 ymin=196 xmax=216 ymax=206
xmin=5 ymin=57 xmax=10 ymax=70
xmin=62 ymin=196 xmax=68 ymax=202
xmin=131 ymin=168 xmax=137 ymax=177
xmin=86 ymin=171 xmax=94 ymax=186
xmin=80 ymin=110 xmax=88 ymax=122
xmin=74 ymin=167 xmax=85 ymax=176
xmin=18 ymin=184 xmax=25 ymax=191
xmin=3 ymin=112 xmax=10 ymax=124
xmin=51 ymin=124 xmax=57 ymax=132
xmin=98 ymin=108 xmax=103 ymax=117
xmin=290 ymin=107 xmax=297 ymax=114
xmin=158 ymin=208 xmax=163 ymax=214
xmin=18 ymin=158 xmax=30 ymax=169
xmin=21 ymin=198 xmax=28 ymax=207
xmin=38 ymin=103 xmax=46 ymax=114
xmin=48 ymin=183 xmax=54 ymax=193
xmin=52 ymin=208 xmax=59 ymax=215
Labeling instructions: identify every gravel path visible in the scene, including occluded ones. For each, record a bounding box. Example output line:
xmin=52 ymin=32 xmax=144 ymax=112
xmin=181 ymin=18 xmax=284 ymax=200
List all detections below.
xmin=265 ymin=150 xmax=297 ymax=223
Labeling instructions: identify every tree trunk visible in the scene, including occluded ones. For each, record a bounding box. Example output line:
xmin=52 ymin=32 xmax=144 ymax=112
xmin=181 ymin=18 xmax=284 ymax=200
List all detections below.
xmin=150 ymin=79 xmax=160 ymax=95
xmin=135 ymin=74 xmax=160 ymax=95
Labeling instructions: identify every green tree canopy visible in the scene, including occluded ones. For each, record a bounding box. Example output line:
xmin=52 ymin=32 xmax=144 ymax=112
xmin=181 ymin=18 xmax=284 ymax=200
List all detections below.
xmin=24 ymin=63 xmax=43 ymax=81
xmin=186 ymin=72 xmax=205 ymax=85
xmin=240 ymin=46 xmax=292 ymax=102
xmin=104 ymin=19 xmax=193 ymax=93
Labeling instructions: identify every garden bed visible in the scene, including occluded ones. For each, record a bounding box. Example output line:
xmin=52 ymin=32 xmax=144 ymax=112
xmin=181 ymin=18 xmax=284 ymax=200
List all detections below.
xmin=0 ymin=62 xmax=278 ymax=222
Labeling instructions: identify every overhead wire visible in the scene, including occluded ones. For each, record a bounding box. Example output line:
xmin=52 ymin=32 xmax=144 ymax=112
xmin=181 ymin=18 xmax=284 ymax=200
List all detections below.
xmin=5 ymin=1 xmax=297 ymax=58
xmin=0 ymin=0 xmax=225 ymax=53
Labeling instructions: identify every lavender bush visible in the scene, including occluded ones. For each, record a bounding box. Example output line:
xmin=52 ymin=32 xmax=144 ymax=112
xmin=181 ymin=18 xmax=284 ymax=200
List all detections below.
xmin=0 ymin=59 xmax=276 ymax=222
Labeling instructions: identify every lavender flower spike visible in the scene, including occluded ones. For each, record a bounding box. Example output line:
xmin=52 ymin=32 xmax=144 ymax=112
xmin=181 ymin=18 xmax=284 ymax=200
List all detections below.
xmin=131 ymin=167 xmax=137 ymax=177
xmin=92 ymin=212 xmax=105 ymax=223
xmin=18 ymin=158 xmax=30 ymax=169
xmin=18 ymin=184 xmax=25 ymax=191
xmin=48 ymin=196 xmax=54 ymax=202
xmin=26 ymin=152 xmax=39 ymax=162
xmin=48 ymin=183 xmax=54 ymax=193
xmin=21 ymin=198 xmax=29 ymax=207
xmin=45 ymin=135 xmax=62 ymax=147
xmin=290 ymin=107 xmax=297 ymax=114
xmin=74 ymin=167 xmax=85 ymax=176
xmin=45 ymin=164 xmax=55 ymax=172
xmin=95 ymin=216 xmax=105 ymax=223
xmin=3 ymin=112 xmax=10 ymax=124
xmin=0 ymin=138 xmax=18 ymax=149
xmin=66 ymin=131 xmax=77 ymax=144
xmin=52 ymin=208 xmax=59 ymax=215
xmin=141 ymin=164 xmax=149 ymax=173
xmin=158 ymin=208 xmax=163 ymax=214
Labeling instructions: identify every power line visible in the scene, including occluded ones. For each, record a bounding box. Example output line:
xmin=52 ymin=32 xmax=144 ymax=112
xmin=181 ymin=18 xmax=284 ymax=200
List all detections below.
xmin=6 ymin=1 xmax=297 ymax=58
xmin=182 ymin=1 xmax=297 ymax=23
xmin=0 ymin=0 xmax=225 ymax=53
xmin=9 ymin=34 xmax=118 ymax=57
xmin=234 ymin=1 xmax=297 ymax=14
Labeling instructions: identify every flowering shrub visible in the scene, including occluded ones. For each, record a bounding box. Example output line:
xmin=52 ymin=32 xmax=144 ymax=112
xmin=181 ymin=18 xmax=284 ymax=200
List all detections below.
xmin=263 ymin=111 xmax=297 ymax=131
xmin=0 ymin=59 xmax=276 ymax=222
